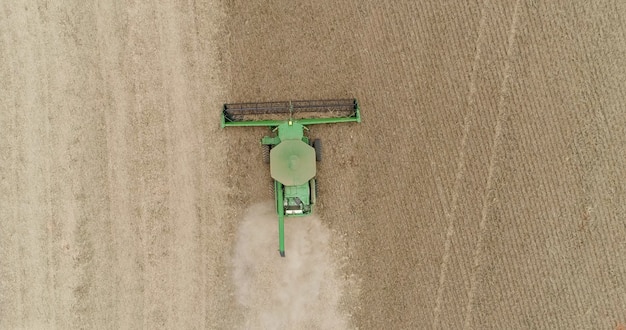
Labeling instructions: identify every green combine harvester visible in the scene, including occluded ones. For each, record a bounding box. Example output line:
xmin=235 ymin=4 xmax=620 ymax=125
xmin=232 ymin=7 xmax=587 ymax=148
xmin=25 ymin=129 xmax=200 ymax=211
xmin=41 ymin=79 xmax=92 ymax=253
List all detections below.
xmin=221 ymin=99 xmax=361 ymax=257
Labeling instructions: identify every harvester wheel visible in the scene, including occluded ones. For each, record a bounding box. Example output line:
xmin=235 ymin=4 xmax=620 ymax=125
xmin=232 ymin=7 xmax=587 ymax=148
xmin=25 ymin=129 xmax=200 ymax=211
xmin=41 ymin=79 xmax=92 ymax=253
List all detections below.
xmin=313 ymin=139 xmax=322 ymax=162
xmin=263 ymin=145 xmax=271 ymax=164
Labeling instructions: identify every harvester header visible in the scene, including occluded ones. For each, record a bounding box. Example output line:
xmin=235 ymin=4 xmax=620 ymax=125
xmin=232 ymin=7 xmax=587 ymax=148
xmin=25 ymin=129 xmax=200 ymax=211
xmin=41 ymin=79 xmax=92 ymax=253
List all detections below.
xmin=221 ymin=98 xmax=361 ymax=127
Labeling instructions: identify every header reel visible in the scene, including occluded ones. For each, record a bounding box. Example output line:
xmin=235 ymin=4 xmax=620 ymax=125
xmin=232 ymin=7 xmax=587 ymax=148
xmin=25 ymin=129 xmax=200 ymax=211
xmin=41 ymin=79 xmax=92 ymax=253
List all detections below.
xmin=221 ymin=98 xmax=361 ymax=127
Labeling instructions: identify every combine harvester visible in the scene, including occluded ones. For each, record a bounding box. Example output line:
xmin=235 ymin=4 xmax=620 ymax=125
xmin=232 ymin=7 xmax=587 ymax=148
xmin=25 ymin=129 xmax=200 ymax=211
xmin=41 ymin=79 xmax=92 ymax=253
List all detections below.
xmin=221 ymin=99 xmax=361 ymax=257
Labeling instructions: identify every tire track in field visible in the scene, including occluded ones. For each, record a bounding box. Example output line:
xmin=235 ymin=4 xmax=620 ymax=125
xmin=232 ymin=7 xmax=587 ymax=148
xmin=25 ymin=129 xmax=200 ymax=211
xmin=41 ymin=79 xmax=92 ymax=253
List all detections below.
xmin=462 ymin=1 xmax=521 ymax=328
xmin=431 ymin=0 xmax=489 ymax=327
xmin=432 ymin=165 xmax=471 ymax=295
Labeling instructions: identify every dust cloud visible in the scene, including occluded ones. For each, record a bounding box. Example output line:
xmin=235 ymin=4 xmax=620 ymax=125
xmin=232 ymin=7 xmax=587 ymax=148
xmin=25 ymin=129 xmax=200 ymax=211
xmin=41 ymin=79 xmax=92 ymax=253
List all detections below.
xmin=232 ymin=202 xmax=349 ymax=329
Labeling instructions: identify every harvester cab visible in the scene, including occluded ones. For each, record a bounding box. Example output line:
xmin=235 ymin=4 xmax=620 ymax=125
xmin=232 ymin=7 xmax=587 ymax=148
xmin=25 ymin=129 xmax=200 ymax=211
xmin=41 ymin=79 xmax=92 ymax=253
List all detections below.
xmin=221 ymin=99 xmax=361 ymax=257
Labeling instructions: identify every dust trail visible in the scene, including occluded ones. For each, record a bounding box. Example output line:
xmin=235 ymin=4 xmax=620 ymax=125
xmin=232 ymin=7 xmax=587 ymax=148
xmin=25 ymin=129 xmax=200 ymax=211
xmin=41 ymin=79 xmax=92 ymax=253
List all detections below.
xmin=232 ymin=202 xmax=349 ymax=330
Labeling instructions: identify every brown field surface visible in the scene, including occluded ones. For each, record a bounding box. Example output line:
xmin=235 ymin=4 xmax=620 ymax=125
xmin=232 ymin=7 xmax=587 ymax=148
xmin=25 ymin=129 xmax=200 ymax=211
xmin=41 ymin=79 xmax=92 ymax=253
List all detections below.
xmin=2 ymin=0 xmax=626 ymax=329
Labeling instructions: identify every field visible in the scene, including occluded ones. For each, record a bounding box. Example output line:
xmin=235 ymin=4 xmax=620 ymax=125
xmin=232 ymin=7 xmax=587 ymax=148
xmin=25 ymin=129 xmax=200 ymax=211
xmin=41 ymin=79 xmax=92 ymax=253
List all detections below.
xmin=2 ymin=0 xmax=626 ymax=329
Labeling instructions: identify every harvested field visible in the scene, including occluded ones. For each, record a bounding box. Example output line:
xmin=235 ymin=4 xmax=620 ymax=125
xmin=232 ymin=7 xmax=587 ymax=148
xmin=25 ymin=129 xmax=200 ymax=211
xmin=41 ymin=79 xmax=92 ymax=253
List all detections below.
xmin=2 ymin=0 xmax=626 ymax=329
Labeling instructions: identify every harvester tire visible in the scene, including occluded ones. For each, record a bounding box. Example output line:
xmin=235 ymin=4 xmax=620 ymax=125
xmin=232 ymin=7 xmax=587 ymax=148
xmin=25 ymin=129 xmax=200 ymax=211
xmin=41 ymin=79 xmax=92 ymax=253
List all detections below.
xmin=263 ymin=145 xmax=271 ymax=164
xmin=313 ymin=139 xmax=322 ymax=162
